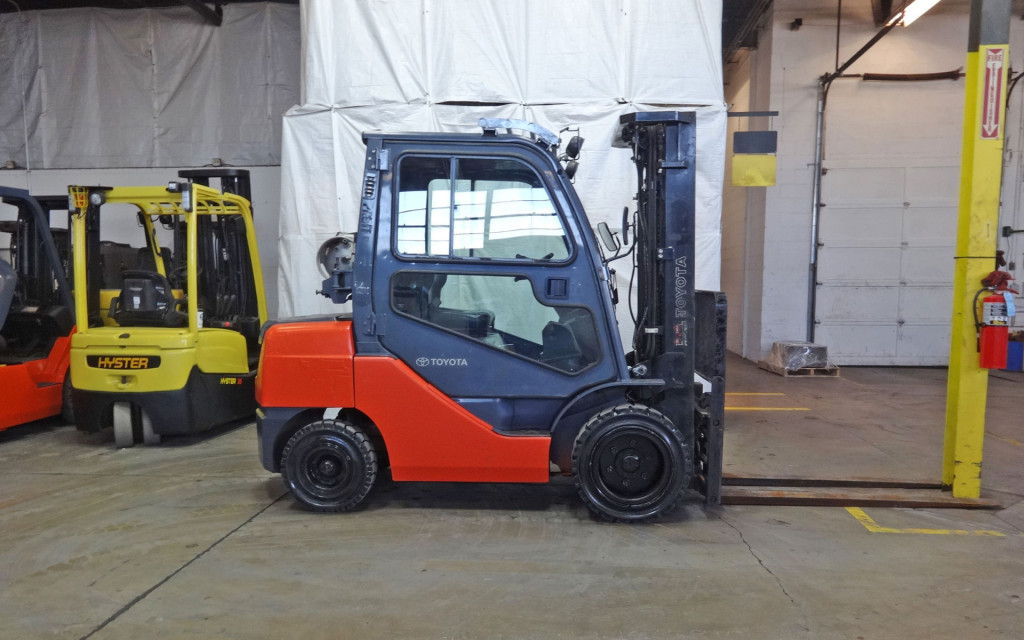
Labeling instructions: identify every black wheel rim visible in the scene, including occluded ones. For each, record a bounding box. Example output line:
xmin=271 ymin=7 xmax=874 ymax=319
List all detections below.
xmin=587 ymin=425 xmax=675 ymax=509
xmin=294 ymin=435 xmax=362 ymax=503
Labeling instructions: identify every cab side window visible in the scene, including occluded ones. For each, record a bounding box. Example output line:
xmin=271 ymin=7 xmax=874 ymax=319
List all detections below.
xmin=395 ymin=155 xmax=569 ymax=261
xmin=391 ymin=272 xmax=599 ymax=374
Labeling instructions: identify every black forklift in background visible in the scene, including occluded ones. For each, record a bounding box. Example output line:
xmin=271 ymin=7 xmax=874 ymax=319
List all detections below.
xmin=255 ymin=112 xmax=726 ymax=521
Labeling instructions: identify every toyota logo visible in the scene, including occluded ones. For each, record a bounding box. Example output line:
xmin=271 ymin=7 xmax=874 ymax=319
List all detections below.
xmin=415 ymin=357 xmax=429 ymax=367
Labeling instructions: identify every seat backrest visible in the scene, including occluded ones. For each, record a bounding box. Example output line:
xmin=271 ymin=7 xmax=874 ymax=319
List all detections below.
xmin=559 ymin=308 xmax=599 ymax=367
xmin=0 ymin=259 xmax=15 ymax=330
xmin=541 ymin=321 xmax=583 ymax=372
xmin=425 ymin=273 xmax=447 ymax=317
xmin=111 ymin=270 xmax=186 ymax=327
xmin=0 ymin=304 xmax=74 ymax=362
xmin=392 ymin=273 xmax=436 ymax=319
xmin=121 ymin=278 xmax=161 ymax=313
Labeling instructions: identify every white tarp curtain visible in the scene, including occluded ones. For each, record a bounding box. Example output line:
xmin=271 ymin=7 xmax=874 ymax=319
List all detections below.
xmin=279 ymin=0 xmax=725 ymax=318
xmin=0 ymin=4 xmax=300 ymax=169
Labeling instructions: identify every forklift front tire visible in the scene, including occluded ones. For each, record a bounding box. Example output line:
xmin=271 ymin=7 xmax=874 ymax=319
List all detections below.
xmin=281 ymin=420 xmax=378 ymax=513
xmin=572 ymin=404 xmax=691 ymax=522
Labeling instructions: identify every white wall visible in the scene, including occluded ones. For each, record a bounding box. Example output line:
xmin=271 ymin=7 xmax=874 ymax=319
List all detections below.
xmin=726 ymin=0 xmax=1024 ymax=365
xmin=722 ymin=20 xmax=773 ymax=361
xmin=722 ymin=53 xmax=753 ymax=356
xmin=0 ymin=167 xmax=282 ymax=318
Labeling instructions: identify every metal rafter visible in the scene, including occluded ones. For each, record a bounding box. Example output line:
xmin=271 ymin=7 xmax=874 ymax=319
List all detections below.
xmin=179 ymin=0 xmax=221 ymax=26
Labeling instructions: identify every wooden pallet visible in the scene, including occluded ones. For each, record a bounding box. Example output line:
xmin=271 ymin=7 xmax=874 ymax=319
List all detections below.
xmin=759 ymin=361 xmax=840 ymax=378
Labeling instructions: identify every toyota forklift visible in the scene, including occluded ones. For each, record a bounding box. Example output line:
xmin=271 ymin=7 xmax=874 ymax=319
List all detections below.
xmin=69 ymin=170 xmax=268 ymax=447
xmin=0 ymin=188 xmax=76 ymax=430
xmin=256 ymin=112 xmax=726 ymax=521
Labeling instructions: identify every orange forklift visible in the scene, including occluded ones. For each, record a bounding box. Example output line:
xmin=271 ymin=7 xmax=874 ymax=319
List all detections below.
xmin=0 ymin=188 xmax=75 ymax=430
xmin=255 ymin=113 xmax=726 ymax=521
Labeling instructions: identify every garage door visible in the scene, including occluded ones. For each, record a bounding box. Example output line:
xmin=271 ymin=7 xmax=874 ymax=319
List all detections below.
xmin=814 ymin=165 xmax=959 ymax=366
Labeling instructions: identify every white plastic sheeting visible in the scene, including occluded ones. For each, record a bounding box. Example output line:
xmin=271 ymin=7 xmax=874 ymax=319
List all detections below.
xmin=279 ymin=0 xmax=725 ymax=317
xmin=0 ymin=4 xmax=300 ymax=169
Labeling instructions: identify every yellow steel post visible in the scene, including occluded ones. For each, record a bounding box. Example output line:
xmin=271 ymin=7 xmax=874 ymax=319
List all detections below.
xmin=943 ymin=0 xmax=1011 ymax=498
xmin=69 ymin=187 xmax=91 ymax=332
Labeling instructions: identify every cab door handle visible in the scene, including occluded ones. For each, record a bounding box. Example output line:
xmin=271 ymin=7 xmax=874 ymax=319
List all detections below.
xmin=546 ymin=278 xmax=568 ymax=298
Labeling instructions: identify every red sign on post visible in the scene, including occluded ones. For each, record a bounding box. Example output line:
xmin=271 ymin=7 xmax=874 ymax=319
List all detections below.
xmin=981 ymin=48 xmax=1005 ymax=140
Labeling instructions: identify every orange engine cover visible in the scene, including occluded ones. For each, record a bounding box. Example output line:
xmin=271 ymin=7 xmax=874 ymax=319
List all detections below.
xmin=354 ymin=357 xmax=550 ymax=483
xmin=256 ymin=321 xmax=356 ymax=408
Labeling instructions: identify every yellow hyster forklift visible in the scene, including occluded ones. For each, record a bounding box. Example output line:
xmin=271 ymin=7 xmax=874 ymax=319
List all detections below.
xmin=69 ymin=170 xmax=267 ymax=447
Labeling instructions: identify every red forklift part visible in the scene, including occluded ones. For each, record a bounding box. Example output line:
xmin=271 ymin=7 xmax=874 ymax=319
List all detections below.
xmin=256 ymin=319 xmax=550 ymax=483
xmin=0 ymin=333 xmax=72 ymax=430
xmin=256 ymin=321 xmax=356 ymax=408
xmin=0 ymin=188 xmax=77 ymax=431
xmin=354 ymin=357 xmax=550 ymax=483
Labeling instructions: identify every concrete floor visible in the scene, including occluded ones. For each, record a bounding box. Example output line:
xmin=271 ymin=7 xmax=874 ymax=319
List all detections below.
xmin=2 ymin=354 xmax=1023 ymax=639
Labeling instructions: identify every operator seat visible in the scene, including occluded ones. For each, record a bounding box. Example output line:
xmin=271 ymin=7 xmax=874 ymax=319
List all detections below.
xmin=392 ymin=273 xmax=446 ymax=320
xmin=0 ymin=305 xmax=74 ymax=363
xmin=425 ymin=273 xmax=447 ymax=320
xmin=558 ymin=308 xmax=599 ymax=366
xmin=0 ymin=258 xmax=15 ymax=334
xmin=0 ymin=259 xmax=15 ymax=351
xmin=110 ymin=270 xmax=187 ymax=328
xmin=540 ymin=321 xmax=584 ymax=372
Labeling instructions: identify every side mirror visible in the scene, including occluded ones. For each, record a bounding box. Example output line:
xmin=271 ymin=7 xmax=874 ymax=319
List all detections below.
xmin=565 ymin=135 xmax=584 ymax=159
xmin=564 ymin=160 xmax=579 ymax=180
xmin=597 ymin=222 xmax=619 ymax=253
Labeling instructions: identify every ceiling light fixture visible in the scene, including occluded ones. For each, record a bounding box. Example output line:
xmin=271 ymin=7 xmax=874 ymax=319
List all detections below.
xmin=892 ymin=0 xmax=943 ymax=27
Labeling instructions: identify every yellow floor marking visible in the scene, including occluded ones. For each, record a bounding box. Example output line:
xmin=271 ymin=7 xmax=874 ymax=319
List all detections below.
xmin=988 ymin=432 xmax=1023 ymax=447
xmin=726 ymin=392 xmax=787 ymax=396
xmin=726 ymin=391 xmax=807 ymax=411
xmin=725 ymin=407 xmax=810 ymax=412
xmin=846 ymin=507 xmax=1010 ymax=537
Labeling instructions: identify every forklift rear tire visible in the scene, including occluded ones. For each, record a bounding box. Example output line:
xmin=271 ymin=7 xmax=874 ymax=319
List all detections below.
xmin=112 ymin=403 xmax=160 ymax=447
xmin=112 ymin=402 xmax=137 ymax=448
xmin=281 ymin=420 xmax=378 ymax=513
xmin=60 ymin=371 xmax=74 ymax=424
xmin=572 ymin=404 xmax=691 ymax=522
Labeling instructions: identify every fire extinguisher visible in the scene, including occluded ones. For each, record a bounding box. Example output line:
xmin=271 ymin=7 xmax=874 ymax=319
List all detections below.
xmin=978 ymin=292 xmax=1010 ymax=369
xmin=976 ymin=270 xmax=1018 ymax=369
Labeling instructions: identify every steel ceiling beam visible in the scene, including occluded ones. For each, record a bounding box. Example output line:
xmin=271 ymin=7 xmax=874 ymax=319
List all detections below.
xmin=723 ymin=0 xmax=772 ymax=64
xmin=179 ymin=0 xmax=221 ymax=26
